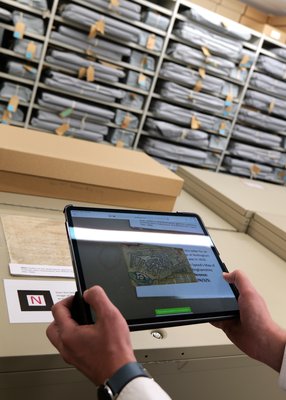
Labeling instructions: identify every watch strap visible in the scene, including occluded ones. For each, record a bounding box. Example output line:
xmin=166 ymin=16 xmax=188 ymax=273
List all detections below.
xmin=101 ymin=362 xmax=151 ymax=398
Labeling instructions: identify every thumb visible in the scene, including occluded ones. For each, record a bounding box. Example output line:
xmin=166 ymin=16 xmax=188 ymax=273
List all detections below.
xmin=83 ymin=286 xmax=114 ymax=321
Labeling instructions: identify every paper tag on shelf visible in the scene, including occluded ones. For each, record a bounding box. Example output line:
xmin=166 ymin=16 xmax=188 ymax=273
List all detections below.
xmin=8 ymin=96 xmax=19 ymax=113
xmin=191 ymin=116 xmax=200 ymax=130
xmin=89 ymin=20 xmax=105 ymax=39
xmin=1 ymin=109 xmax=11 ymax=124
xmin=87 ymin=65 xmax=95 ymax=82
xmin=250 ymin=164 xmax=261 ymax=177
xmin=146 ymin=34 xmax=156 ymax=50
xmin=60 ymin=108 xmax=73 ymax=118
xmin=26 ymin=41 xmax=37 ymax=60
xmin=140 ymin=55 xmax=148 ymax=69
xmin=201 ymin=46 xmax=211 ymax=58
xmin=138 ymin=72 xmax=146 ymax=85
xmin=116 ymin=140 xmax=125 ymax=148
xmin=55 ymin=123 xmax=70 ymax=136
xmin=225 ymin=93 xmax=233 ymax=105
xmin=239 ymin=55 xmax=250 ymax=69
xmin=219 ymin=121 xmax=226 ymax=135
xmin=121 ymin=113 xmax=132 ymax=129
xmin=194 ymin=80 xmax=203 ymax=92
xmin=78 ymin=67 xmax=86 ymax=79
xmin=268 ymin=100 xmax=275 ymax=114
xmin=13 ymin=21 xmax=26 ymax=39
xmin=199 ymin=68 xmax=206 ymax=79
xmin=109 ymin=0 xmax=120 ymax=8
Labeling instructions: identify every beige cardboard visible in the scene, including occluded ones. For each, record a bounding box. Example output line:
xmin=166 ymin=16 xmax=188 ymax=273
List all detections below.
xmin=243 ymin=6 xmax=268 ymax=23
xmin=0 ymin=126 xmax=183 ymax=210
xmin=215 ymin=5 xmax=242 ymax=21
xmin=239 ymin=16 xmax=263 ymax=31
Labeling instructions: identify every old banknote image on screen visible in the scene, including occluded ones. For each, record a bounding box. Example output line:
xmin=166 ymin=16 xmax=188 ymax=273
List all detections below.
xmin=123 ymin=244 xmax=197 ymax=287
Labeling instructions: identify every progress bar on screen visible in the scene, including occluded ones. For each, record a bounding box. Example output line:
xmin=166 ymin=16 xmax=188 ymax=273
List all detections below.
xmin=155 ymin=307 xmax=192 ymax=316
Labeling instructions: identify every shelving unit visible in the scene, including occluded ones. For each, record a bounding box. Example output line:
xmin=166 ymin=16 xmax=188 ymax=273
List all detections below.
xmin=1 ymin=0 xmax=286 ymax=184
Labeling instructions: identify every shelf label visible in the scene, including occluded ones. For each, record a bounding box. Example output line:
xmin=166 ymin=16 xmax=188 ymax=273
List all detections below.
xmin=146 ymin=34 xmax=156 ymax=50
xmin=60 ymin=108 xmax=73 ymax=119
xmin=268 ymin=100 xmax=275 ymax=114
xmin=199 ymin=68 xmax=206 ymax=79
xmin=201 ymin=46 xmax=211 ymax=58
xmin=55 ymin=123 xmax=70 ymax=136
xmin=191 ymin=116 xmax=200 ymax=130
xmin=1 ymin=109 xmax=11 ymax=124
xmin=14 ymin=21 xmax=26 ymax=39
xmin=109 ymin=0 xmax=120 ymax=8
xmin=194 ymin=79 xmax=203 ymax=92
xmin=87 ymin=65 xmax=95 ymax=82
xmin=116 ymin=140 xmax=125 ymax=148
xmin=121 ymin=113 xmax=132 ymax=129
xmin=78 ymin=67 xmax=86 ymax=79
xmin=250 ymin=164 xmax=261 ymax=177
xmin=89 ymin=19 xmax=105 ymax=39
xmin=8 ymin=96 xmax=19 ymax=113
xmin=26 ymin=41 xmax=37 ymax=60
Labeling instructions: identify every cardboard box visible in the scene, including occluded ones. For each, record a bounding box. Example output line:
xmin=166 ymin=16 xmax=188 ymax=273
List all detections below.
xmin=268 ymin=15 xmax=286 ymax=27
xmin=239 ymin=16 xmax=263 ymax=32
xmin=215 ymin=5 xmax=242 ymax=22
xmin=186 ymin=0 xmax=217 ymax=11
xmin=261 ymin=24 xmax=286 ymax=43
xmin=243 ymin=6 xmax=268 ymax=23
xmin=0 ymin=126 xmax=183 ymax=211
xmin=219 ymin=0 xmax=246 ymax=13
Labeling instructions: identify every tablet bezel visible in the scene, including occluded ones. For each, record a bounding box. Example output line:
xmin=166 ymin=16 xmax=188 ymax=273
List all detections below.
xmin=64 ymin=205 xmax=239 ymax=331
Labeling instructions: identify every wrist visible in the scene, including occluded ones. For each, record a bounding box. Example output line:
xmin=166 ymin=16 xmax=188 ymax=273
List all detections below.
xmin=97 ymin=361 xmax=151 ymax=400
xmin=262 ymin=324 xmax=286 ymax=372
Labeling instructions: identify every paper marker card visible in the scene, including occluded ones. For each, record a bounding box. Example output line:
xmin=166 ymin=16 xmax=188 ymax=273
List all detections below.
xmin=4 ymin=279 xmax=76 ymax=323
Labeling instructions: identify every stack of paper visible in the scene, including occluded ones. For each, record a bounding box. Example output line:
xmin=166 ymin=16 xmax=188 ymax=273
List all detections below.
xmin=177 ymin=166 xmax=286 ymax=233
xmin=248 ymin=213 xmax=286 ymax=262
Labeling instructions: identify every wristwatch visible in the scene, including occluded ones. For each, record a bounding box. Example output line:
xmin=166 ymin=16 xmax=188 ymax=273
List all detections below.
xmin=97 ymin=362 xmax=151 ymax=399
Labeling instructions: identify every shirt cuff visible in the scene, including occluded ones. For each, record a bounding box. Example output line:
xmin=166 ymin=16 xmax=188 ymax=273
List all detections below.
xmin=279 ymin=345 xmax=286 ymax=390
xmin=117 ymin=377 xmax=172 ymax=400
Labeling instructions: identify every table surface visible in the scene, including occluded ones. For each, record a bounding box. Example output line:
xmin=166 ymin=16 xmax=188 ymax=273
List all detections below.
xmin=1 ymin=191 xmax=285 ymax=368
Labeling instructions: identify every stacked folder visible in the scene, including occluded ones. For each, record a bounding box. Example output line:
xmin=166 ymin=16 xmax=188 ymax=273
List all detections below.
xmin=248 ymin=212 xmax=286 ymax=262
xmin=177 ymin=166 xmax=286 ymax=233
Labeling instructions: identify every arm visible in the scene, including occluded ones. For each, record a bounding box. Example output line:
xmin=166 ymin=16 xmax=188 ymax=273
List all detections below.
xmin=46 ymin=286 xmax=171 ymax=399
xmin=212 ymin=270 xmax=286 ymax=372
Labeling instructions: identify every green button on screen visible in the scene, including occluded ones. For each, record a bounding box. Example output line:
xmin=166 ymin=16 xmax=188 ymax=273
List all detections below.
xmin=155 ymin=307 xmax=192 ymax=316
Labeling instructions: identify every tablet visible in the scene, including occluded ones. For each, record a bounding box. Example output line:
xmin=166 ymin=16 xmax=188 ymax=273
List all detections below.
xmin=64 ymin=205 xmax=239 ymax=331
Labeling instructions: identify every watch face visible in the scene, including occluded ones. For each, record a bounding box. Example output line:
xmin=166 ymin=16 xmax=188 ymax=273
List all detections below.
xmin=97 ymin=385 xmax=114 ymax=400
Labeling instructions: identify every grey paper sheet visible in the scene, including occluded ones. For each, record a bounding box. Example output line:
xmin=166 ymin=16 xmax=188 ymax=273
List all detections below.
xmin=38 ymin=92 xmax=114 ymax=124
xmin=126 ymin=70 xmax=151 ymax=90
xmin=238 ymin=108 xmax=286 ymax=133
xmin=0 ymin=82 xmax=32 ymax=103
xmin=270 ymin=47 xmax=286 ymax=60
xmin=88 ymin=0 xmax=141 ymax=21
xmin=141 ymin=137 xmax=219 ymax=166
xmin=44 ymin=71 xmax=125 ymax=103
xmin=160 ymin=62 xmax=239 ymax=98
xmin=61 ymin=4 xmax=141 ymax=43
xmin=232 ymin=124 xmax=282 ymax=148
xmin=46 ymin=50 xmax=125 ymax=82
xmin=159 ymin=81 xmax=237 ymax=116
xmin=130 ymin=50 xmax=155 ymax=72
xmin=145 ymin=118 xmax=210 ymax=148
xmin=13 ymin=38 xmax=43 ymax=60
xmin=167 ymin=42 xmax=237 ymax=78
xmin=7 ymin=61 xmax=37 ymax=80
xmin=173 ymin=20 xmax=243 ymax=61
xmin=107 ymin=128 xmax=135 ymax=147
xmin=115 ymin=109 xmax=139 ymax=129
xmin=31 ymin=118 xmax=105 ymax=142
xmin=0 ymin=7 xmax=12 ymax=21
xmin=141 ymin=10 xmax=170 ymax=31
xmin=182 ymin=8 xmax=251 ymax=41
xmin=250 ymin=72 xmax=286 ymax=98
xmin=121 ymin=92 xmax=144 ymax=110
xmin=244 ymin=90 xmax=286 ymax=120
xmin=0 ymin=104 xmax=24 ymax=121
xmin=256 ymin=55 xmax=286 ymax=81
xmin=34 ymin=110 xmax=108 ymax=135
xmin=12 ymin=11 xmax=45 ymax=35
xmin=228 ymin=142 xmax=282 ymax=165
xmin=152 ymin=101 xmax=231 ymax=135
xmin=16 ymin=0 xmax=48 ymax=11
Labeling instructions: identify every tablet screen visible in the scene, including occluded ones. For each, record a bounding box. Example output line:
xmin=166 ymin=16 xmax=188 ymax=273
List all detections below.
xmin=65 ymin=206 xmax=239 ymax=330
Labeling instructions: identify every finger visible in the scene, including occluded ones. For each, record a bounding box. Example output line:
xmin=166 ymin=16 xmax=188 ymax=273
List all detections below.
xmin=223 ymin=270 xmax=255 ymax=296
xmin=51 ymin=295 xmax=78 ymax=331
xmin=46 ymin=321 xmax=61 ymax=350
xmin=83 ymin=286 xmax=117 ymax=321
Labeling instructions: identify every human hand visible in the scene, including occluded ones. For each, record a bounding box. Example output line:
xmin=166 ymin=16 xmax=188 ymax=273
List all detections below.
xmin=46 ymin=286 xmax=136 ymax=385
xmin=212 ymin=270 xmax=286 ymax=372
